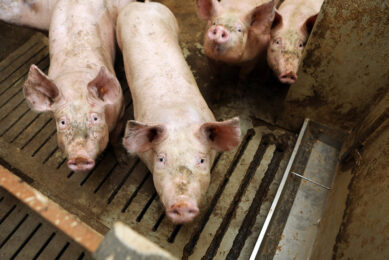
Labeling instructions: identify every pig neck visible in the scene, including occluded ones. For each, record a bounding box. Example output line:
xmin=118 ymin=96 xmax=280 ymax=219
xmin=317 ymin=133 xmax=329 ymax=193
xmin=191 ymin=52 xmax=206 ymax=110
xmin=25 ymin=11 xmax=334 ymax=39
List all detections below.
xmin=130 ymin=57 xmax=215 ymax=127
xmin=47 ymin=0 xmax=119 ymax=130
xmin=120 ymin=17 xmax=215 ymax=127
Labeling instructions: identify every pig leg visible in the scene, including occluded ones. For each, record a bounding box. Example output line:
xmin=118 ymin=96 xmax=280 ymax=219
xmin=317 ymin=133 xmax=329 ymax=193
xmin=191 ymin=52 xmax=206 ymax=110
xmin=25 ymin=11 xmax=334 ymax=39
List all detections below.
xmin=0 ymin=0 xmax=56 ymax=30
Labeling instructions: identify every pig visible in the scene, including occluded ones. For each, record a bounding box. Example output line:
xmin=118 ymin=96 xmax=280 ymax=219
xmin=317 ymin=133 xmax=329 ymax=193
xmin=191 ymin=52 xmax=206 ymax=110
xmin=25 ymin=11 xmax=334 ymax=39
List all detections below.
xmin=196 ymin=0 xmax=277 ymax=79
xmin=116 ymin=2 xmax=241 ymax=224
xmin=0 ymin=0 xmax=57 ymax=30
xmin=20 ymin=0 xmax=137 ymax=171
xmin=267 ymin=0 xmax=323 ymax=84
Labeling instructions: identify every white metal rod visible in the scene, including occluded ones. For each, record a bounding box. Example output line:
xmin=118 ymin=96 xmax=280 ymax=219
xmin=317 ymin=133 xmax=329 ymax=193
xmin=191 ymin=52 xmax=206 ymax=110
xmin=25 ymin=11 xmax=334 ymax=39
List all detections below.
xmin=290 ymin=171 xmax=331 ymax=190
xmin=249 ymin=118 xmax=310 ymax=260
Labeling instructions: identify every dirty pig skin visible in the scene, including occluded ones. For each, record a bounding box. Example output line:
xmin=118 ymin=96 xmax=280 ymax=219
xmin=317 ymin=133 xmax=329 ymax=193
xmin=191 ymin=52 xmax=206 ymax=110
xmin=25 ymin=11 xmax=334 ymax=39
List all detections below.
xmin=0 ymin=0 xmax=57 ymax=30
xmin=267 ymin=0 xmax=323 ymax=84
xmin=196 ymin=0 xmax=277 ymax=79
xmin=116 ymin=2 xmax=241 ymax=224
xmin=0 ymin=0 xmax=138 ymax=171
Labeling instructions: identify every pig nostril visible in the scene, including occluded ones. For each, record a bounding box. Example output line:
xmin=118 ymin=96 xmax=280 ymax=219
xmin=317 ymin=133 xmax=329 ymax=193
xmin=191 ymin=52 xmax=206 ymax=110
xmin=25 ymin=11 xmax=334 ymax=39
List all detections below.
xmin=172 ymin=209 xmax=181 ymax=216
xmin=67 ymin=158 xmax=95 ymax=170
xmin=280 ymin=73 xmax=298 ymax=84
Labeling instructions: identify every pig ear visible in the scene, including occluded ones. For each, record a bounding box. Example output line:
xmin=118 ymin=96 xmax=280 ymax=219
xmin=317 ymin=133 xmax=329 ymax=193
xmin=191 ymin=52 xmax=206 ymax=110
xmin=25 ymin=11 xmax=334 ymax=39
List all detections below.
xmin=248 ymin=0 xmax=276 ymax=33
xmin=302 ymin=13 xmax=318 ymax=35
xmin=196 ymin=0 xmax=222 ymax=20
xmin=23 ymin=64 xmax=59 ymax=112
xmin=271 ymin=10 xmax=283 ymax=30
xmin=123 ymin=120 xmax=167 ymax=154
xmin=199 ymin=117 xmax=241 ymax=152
xmin=87 ymin=66 xmax=122 ymax=105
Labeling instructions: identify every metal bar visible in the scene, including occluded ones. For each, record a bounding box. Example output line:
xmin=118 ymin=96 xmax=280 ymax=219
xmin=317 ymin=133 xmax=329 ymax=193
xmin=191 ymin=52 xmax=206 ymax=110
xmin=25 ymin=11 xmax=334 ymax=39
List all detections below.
xmin=0 ymin=165 xmax=103 ymax=252
xmin=290 ymin=171 xmax=331 ymax=190
xmin=249 ymin=118 xmax=310 ymax=260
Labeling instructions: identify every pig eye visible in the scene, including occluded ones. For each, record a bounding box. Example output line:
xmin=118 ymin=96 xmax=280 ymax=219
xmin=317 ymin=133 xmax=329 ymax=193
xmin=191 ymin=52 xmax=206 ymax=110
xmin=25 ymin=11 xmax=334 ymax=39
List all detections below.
xmin=91 ymin=113 xmax=100 ymax=122
xmin=157 ymin=155 xmax=165 ymax=163
xmin=276 ymin=40 xmax=281 ymax=45
xmin=212 ymin=22 xmax=216 ymax=25
xmin=155 ymin=154 xmax=167 ymax=168
xmin=58 ymin=117 xmax=67 ymax=129
xmin=198 ymin=155 xmax=206 ymax=165
xmin=299 ymin=43 xmax=304 ymax=48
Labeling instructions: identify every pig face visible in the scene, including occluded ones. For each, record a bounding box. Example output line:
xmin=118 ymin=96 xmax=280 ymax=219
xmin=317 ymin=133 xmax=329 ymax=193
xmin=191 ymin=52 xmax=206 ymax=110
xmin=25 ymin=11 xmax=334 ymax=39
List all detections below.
xmin=267 ymin=12 xmax=318 ymax=84
xmin=24 ymin=65 xmax=122 ymax=171
xmin=123 ymin=118 xmax=241 ymax=224
xmin=197 ymin=0 xmax=275 ymax=63
xmin=204 ymin=13 xmax=250 ymax=63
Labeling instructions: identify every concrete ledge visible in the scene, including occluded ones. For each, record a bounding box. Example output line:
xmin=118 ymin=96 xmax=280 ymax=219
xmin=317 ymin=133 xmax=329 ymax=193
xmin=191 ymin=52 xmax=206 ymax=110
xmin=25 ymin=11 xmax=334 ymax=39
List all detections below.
xmin=94 ymin=222 xmax=177 ymax=260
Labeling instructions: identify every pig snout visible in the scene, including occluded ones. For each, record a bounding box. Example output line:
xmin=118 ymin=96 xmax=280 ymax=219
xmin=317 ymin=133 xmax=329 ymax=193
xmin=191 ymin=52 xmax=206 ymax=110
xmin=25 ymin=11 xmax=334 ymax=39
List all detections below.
xmin=67 ymin=156 xmax=95 ymax=171
xmin=166 ymin=201 xmax=199 ymax=224
xmin=279 ymin=72 xmax=298 ymax=84
xmin=208 ymin=25 xmax=230 ymax=44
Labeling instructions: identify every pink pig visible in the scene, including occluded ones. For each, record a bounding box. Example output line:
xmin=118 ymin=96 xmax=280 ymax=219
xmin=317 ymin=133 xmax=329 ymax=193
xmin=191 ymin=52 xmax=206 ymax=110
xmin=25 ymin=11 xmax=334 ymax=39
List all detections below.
xmin=267 ymin=0 xmax=323 ymax=84
xmin=116 ymin=2 xmax=241 ymax=224
xmin=196 ymin=0 xmax=277 ymax=78
xmin=0 ymin=0 xmax=57 ymax=30
xmin=17 ymin=0 xmax=136 ymax=171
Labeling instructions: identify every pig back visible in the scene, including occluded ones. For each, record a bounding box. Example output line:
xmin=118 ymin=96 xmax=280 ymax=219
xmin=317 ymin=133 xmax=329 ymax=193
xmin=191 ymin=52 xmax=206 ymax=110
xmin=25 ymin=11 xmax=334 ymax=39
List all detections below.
xmin=117 ymin=2 xmax=213 ymax=123
xmin=48 ymin=0 xmax=116 ymax=78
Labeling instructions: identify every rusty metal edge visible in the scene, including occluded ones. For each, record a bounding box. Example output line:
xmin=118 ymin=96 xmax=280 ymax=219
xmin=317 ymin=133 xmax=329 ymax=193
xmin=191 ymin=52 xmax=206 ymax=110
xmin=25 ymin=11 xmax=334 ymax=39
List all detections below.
xmin=0 ymin=165 xmax=103 ymax=253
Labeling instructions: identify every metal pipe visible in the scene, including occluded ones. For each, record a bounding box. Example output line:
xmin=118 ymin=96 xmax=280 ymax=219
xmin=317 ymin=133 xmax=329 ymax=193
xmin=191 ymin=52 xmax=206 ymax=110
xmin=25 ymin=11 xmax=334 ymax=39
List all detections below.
xmin=249 ymin=118 xmax=310 ymax=260
xmin=290 ymin=171 xmax=331 ymax=190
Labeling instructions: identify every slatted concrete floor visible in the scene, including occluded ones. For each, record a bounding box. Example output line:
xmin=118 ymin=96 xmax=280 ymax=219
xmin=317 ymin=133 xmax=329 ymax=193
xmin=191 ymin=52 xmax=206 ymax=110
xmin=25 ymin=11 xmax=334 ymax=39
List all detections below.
xmin=0 ymin=33 xmax=296 ymax=259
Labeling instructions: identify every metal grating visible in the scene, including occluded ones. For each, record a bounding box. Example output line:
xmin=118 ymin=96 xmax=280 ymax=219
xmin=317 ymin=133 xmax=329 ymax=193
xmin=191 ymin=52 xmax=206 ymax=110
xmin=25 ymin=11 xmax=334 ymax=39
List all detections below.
xmin=0 ymin=187 xmax=93 ymax=259
xmin=0 ymin=33 xmax=296 ymax=259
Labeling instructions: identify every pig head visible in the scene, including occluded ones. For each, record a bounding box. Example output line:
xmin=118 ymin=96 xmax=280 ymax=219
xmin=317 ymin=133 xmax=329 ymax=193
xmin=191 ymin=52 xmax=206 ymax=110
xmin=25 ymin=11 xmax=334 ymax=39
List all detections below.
xmin=24 ymin=65 xmax=123 ymax=171
xmin=123 ymin=117 xmax=241 ymax=224
xmin=197 ymin=0 xmax=276 ymax=65
xmin=267 ymin=11 xmax=318 ymax=84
